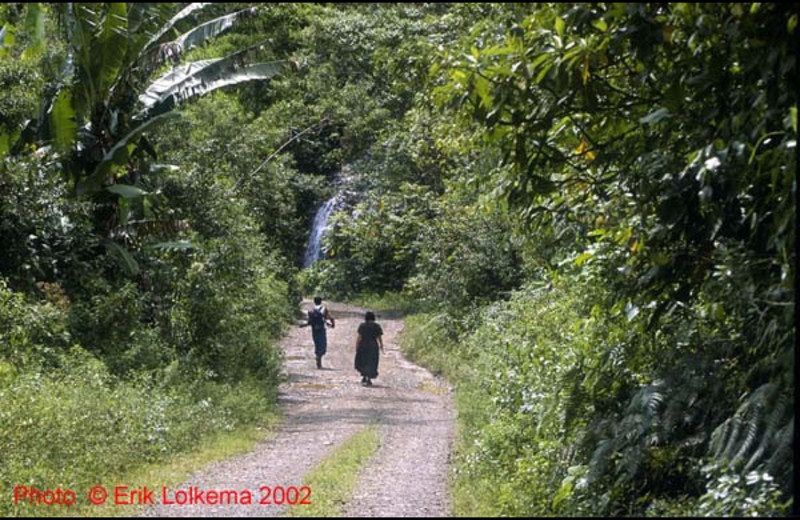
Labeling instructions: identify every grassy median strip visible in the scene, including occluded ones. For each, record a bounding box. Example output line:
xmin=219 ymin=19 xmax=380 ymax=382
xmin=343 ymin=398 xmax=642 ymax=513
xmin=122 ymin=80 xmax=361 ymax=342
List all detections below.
xmin=289 ymin=426 xmax=381 ymax=517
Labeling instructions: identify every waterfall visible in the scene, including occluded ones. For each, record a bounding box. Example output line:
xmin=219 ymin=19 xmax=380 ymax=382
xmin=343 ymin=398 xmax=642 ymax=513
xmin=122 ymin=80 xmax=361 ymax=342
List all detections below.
xmin=302 ymin=196 xmax=338 ymax=268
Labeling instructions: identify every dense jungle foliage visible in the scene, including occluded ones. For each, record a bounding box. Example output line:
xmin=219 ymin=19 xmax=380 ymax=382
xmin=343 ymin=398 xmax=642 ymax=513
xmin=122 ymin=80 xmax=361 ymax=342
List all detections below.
xmin=1 ymin=2 xmax=796 ymax=517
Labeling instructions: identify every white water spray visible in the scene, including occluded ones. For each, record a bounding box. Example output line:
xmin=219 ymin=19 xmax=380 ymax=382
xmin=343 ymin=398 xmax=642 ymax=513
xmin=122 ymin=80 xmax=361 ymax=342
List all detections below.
xmin=302 ymin=196 xmax=337 ymax=268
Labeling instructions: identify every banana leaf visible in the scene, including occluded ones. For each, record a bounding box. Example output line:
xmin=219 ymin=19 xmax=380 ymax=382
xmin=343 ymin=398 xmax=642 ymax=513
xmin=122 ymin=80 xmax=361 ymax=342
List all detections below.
xmin=92 ymin=2 xmax=128 ymax=96
xmin=80 ymin=111 xmax=181 ymax=196
xmin=107 ymin=184 xmax=148 ymax=199
xmin=174 ymin=7 xmax=258 ymax=54
xmin=138 ymin=57 xmax=283 ymax=118
xmin=140 ymin=2 xmax=211 ymax=55
xmin=50 ymin=89 xmax=77 ymax=152
xmin=104 ymin=240 xmax=140 ymax=276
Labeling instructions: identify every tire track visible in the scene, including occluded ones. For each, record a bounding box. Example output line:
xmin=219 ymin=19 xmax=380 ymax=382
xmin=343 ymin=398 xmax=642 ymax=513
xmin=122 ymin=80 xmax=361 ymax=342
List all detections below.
xmin=142 ymin=301 xmax=454 ymax=517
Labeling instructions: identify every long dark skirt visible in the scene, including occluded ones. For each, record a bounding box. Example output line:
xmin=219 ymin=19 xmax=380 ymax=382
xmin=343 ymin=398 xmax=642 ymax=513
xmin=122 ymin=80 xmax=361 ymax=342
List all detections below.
xmin=312 ymin=327 xmax=327 ymax=357
xmin=354 ymin=344 xmax=379 ymax=379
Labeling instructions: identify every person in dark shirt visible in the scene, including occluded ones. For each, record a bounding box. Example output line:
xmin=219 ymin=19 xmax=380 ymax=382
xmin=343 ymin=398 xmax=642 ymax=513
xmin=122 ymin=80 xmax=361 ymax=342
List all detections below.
xmin=302 ymin=296 xmax=335 ymax=369
xmin=354 ymin=311 xmax=383 ymax=386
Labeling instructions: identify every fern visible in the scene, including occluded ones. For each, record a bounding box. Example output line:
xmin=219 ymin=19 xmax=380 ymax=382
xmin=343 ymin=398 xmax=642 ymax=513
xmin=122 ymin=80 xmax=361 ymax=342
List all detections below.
xmin=587 ymin=439 xmax=614 ymax=483
xmin=561 ymin=362 xmax=587 ymax=433
xmin=744 ymin=391 xmax=786 ymax=471
xmin=732 ymin=408 xmax=761 ymax=465
xmin=709 ymin=381 xmax=793 ymax=486
xmin=765 ymin=419 xmax=793 ymax=478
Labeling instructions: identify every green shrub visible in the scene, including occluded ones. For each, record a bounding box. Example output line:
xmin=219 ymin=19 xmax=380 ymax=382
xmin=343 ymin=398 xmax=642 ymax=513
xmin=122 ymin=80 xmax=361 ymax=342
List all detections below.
xmin=0 ymin=277 xmax=70 ymax=368
xmin=0 ymin=344 xmax=278 ymax=517
xmin=68 ymin=278 xmax=156 ymax=376
xmin=403 ymin=269 xmax=794 ymax=516
xmin=405 ymin=197 xmax=521 ymax=310
xmin=0 ymin=155 xmax=99 ymax=294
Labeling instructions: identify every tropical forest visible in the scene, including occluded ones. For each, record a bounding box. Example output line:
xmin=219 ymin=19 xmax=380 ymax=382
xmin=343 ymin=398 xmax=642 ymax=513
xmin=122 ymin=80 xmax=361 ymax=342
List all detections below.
xmin=0 ymin=2 xmax=796 ymax=517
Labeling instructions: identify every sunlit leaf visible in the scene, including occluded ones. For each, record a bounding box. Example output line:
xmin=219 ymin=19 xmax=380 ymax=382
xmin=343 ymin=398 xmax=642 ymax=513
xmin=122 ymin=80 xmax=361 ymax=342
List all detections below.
xmin=107 ymin=184 xmax=148 ymax=199
xmin=625 ymin=302 xmax=640 ymax=321
xmin=535 ymin=62 xmax=553 ymax=84
xmin=145 ymin=240 xmax=194 ymax=250
xmin=555 ymin=16 xmax=565 ymax=38
xmin=593 ymin=19 xmax=608 ymax=32
xmin=0 ymin=24 xmax=15 ymax=48
xmin=640 ymin=107 xmax=670 ymax=125
xmin=574 ymin=251 xmax=594 ymax=266
xmin=104 ymin=240 xmax=140 ymax=276
xmin=50 ymin=89 xmax=77 ymax=152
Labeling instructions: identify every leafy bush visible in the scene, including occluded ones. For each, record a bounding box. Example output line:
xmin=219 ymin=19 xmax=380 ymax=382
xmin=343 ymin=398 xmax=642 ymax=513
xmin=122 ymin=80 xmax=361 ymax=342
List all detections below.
xmin=647 ymin=465 xmax=791 ymax=517
xmin=322 ymin=183 xmax=436 ymax=296
xmin=405 ymin=194 xmax=521 ymax=309
xmin=0 ymin=155 xmax=99 ymax=293
xmin=0 ymin=347 xmax=277 ymax=517
xmin=0 ymin=58 xmax=42 ymax=137
xmin=0 ymin=278 xmax=70 ymax=369
xmin=0 ymin=279 xmax=279 ymax=517
xmin=402 ymin=267 xmax=793 ymax=516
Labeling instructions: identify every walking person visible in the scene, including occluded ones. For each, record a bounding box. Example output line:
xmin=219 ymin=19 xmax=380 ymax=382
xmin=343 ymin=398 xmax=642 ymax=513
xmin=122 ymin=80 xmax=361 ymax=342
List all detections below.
xmin=302 ymin=296 xmax=335 ymax=369
xmin=354 ymin=311 xmax=383 ymax=386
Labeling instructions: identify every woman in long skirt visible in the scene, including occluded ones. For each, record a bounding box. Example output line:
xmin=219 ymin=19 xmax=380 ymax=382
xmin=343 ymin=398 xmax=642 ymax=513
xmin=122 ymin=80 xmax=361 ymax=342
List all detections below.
xmin=354 ymin=311 xmax=384 ymax=386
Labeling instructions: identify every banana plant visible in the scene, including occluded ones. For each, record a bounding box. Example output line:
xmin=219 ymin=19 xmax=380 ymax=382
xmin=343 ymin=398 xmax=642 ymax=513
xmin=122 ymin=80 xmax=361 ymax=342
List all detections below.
xmin=37 ymin=3 xmax=286 ymax=199
xmin=11 ymin=3 xmax=289 ymax=274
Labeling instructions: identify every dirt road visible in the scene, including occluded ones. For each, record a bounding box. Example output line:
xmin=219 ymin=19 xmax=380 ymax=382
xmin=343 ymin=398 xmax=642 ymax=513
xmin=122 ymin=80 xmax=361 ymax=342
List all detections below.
xmin=143 ymin=301 xmax=455 ymax=517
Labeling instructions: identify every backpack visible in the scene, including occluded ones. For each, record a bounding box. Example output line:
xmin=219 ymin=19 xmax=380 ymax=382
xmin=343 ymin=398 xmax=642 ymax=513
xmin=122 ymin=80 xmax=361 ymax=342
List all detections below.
xmin=308 ymin=306 xmax=326 ymax=330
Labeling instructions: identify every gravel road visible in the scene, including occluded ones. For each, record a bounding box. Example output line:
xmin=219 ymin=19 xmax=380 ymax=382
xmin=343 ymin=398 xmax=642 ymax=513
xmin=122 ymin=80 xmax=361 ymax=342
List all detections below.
xmin=143 ymin=301 xmax=455 ymax=517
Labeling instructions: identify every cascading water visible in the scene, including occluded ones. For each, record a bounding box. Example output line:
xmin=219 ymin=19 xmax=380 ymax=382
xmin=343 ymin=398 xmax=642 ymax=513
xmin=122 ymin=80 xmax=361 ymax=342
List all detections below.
xmin=302 ymin=166 xmax=353 ymax=268
xmin=302 ymin=196 xmax=338 ymax=268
